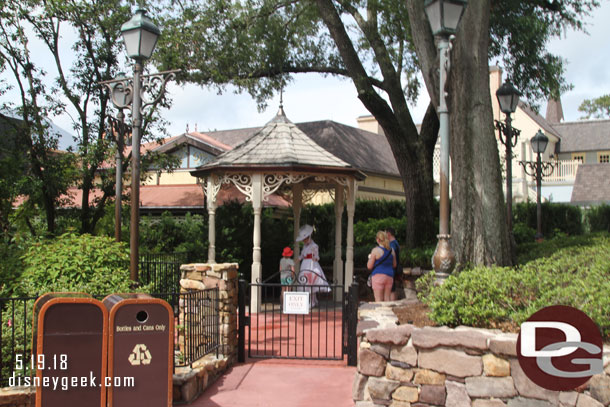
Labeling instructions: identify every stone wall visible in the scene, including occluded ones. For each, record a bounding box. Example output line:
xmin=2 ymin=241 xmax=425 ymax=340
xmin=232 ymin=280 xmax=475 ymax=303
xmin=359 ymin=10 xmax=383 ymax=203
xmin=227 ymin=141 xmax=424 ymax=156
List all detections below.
xmin=173 ymin=262 xmax=238 ymax=403
xmin=0 ymin=388 xmax=34 ymax=407
xmin=354 ymin=301 xmax=610 ymax=407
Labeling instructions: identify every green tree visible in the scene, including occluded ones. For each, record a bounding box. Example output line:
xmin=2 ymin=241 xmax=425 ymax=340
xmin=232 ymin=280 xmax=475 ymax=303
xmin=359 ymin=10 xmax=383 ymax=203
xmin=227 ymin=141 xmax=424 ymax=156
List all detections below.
xmin=0 ymin=0 xmax=177 ymax=236
xmin=154 ymin=0 xmax=596 ymax=266
xmin=408 ymin=0 xmax=597 ymax=265
xmin=154 ymin=0 xmax=438 ymax=250
xmin=0 ymin=1 xmax=78 ymax=235
xmin=578 ymin=94 xmax=610 ymax=119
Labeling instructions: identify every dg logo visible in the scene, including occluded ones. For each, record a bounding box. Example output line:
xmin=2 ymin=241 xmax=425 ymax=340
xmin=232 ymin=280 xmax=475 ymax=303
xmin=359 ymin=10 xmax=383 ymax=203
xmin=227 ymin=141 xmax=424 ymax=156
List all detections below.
xmin=517 ymin=305 xmax=603 ymax=391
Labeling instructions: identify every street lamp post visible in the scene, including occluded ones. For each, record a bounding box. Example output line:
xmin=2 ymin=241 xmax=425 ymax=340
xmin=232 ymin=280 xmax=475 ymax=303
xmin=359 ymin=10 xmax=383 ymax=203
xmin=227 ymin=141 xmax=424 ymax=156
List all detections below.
xmin=425 ymin=0 xmax=467 ymax=278
xmin=495 ymin=81 xmax=521 ymax=235
xmin=519 ymin=130 xmax=555 ymax=240
xmin=101 ymin=9 xmax=176 ymax=282
xmin=108 ymin=73 xmax=132 ymax=242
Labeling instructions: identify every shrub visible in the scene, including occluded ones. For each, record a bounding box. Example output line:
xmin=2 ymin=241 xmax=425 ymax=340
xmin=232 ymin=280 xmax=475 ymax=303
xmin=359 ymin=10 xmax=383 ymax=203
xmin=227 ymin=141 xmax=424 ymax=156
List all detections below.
xmin=403 ymin=246 xmax=435 ymax=268
xmin=17 ymin=232 xmax=132 ymax=296
xmin=513 ymin=202 xmax=583 ymax=237
xmin=515 ymin=232 xmax=602 ymax=265
xmin=512 ymin=222 xmax=536 ymax=245
xmin=421 ymin=233 xmax=610 ymax=339
xmin=585 ymin=204 xmax=610 ymax=233
xmin=0 ymin=239 xmax=26 ymax=297
xmin=354 ymin=217 xmax=406 ymax=246
xmin=140 ymin=212 xmax=207 ymax=256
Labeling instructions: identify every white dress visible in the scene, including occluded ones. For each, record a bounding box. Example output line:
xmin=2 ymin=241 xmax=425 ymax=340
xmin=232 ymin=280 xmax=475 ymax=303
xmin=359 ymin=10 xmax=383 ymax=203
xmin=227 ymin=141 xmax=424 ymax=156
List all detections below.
xmin=299 ymin=240 xmax=331 ymax=306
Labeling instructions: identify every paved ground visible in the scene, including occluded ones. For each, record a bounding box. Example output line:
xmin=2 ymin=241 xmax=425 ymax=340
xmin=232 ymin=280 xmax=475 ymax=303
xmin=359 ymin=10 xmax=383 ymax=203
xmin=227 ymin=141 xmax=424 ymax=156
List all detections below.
xmin=191 ymin=358 xmax=356 ymax=407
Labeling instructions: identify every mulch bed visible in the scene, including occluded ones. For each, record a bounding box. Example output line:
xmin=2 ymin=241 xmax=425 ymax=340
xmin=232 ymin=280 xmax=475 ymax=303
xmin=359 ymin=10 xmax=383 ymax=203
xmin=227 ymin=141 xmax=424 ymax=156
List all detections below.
xmin=392 ymin=301 xmax=437 ymax=327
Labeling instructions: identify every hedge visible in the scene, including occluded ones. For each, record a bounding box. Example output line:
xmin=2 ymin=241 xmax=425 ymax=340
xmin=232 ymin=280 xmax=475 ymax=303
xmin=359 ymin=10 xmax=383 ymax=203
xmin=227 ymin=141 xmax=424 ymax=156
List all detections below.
xmin=418 ymin=233 xmax=610 ymax=340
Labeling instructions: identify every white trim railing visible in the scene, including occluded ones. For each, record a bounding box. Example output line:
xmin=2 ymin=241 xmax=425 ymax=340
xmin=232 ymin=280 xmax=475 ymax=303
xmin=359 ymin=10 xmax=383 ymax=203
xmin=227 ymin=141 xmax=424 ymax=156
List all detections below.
xmin=535 ymin=159 xmax=580 ymax=183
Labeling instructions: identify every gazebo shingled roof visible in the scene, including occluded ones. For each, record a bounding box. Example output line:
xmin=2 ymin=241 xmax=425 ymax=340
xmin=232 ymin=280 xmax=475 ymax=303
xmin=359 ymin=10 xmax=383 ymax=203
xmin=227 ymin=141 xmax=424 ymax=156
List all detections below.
xmin=189 ymin=106 xmax=363 ymax=312
xmin=191 ymin=107 xmax=365 ymax=179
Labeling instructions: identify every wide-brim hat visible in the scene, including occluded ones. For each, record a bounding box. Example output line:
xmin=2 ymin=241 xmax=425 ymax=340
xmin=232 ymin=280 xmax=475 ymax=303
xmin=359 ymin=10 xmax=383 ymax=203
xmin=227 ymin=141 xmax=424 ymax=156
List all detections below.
xmin=296 ymin=224 xmax=313 ymax=242
xmin=282 ymin=246 xmax=293 ymax=257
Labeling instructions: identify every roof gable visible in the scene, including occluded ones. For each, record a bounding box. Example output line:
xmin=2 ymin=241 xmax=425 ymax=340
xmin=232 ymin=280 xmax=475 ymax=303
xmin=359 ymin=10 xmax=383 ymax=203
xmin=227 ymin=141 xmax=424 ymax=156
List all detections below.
xmin=151 ymin=132 xmax=230 ymax=156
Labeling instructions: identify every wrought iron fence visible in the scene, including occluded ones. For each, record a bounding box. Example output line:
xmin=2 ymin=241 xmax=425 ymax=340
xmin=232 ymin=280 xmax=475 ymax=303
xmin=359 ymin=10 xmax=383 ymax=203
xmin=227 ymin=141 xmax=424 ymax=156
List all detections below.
xmin=138 ymin=252 xmax=190 ymax=296
xmin=0 ymin=296 xmax=37 ymax=387
xmin=174 ymin=288 xmax=220 ymax=367
xmin=0 ymin=288 xmax=220 ymax=385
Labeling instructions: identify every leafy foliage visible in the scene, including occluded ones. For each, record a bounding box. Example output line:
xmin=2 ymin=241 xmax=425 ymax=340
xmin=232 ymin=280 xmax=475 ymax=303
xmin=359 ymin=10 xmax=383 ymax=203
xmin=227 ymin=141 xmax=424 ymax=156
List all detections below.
xmin=0 ymin=239 xmax=26 ymax=297
xmin=584 ymin=204 xmax=610 ymax=233
xmin=420 ymin=233 xmax=610 ymax=339
xmin=17 ymin=232 xmax=131 ymax=296
xmin=140 ymin=212 xmax=207 ymax=255
xmin=0 ymin=0 xmax=179 ymax=238
xmin=513 ymin=202 xmax=583 ymax=237
xmin=578 ymin=94 xmax=610 ymax=119
xmin=512 ymin=222 xmax=536 ymax=245
xmin=354 ymin=217 xmax=405 ymax=247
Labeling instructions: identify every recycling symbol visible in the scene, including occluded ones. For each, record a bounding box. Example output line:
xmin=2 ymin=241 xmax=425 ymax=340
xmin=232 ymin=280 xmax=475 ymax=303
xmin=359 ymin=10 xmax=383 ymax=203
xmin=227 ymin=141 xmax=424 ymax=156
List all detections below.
xmin=128 ymin=344 xmax=152 ymax=366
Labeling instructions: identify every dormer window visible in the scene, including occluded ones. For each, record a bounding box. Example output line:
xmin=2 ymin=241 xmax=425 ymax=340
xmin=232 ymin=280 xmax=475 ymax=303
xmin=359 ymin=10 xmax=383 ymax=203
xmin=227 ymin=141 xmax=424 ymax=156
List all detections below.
xmin=170 ymin=145 xmax=213 ymax=169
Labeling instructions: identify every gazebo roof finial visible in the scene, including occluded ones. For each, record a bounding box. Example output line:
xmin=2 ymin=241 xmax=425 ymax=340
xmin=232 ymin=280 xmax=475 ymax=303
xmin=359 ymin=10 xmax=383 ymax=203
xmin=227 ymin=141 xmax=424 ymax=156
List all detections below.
xmin=271 ymin=87 xmax=290 ymax=124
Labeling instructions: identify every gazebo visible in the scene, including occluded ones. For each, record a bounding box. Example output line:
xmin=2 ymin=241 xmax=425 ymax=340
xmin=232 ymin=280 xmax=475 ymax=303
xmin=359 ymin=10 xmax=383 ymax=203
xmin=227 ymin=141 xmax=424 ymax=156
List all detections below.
xmin=190 ymin=106 xmax=365 ymax=311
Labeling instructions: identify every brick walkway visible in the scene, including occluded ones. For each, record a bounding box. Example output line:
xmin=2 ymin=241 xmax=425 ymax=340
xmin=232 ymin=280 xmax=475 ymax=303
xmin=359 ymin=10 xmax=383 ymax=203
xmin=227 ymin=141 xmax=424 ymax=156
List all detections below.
xmin=190 ymin=358 xmax=356 ymax=407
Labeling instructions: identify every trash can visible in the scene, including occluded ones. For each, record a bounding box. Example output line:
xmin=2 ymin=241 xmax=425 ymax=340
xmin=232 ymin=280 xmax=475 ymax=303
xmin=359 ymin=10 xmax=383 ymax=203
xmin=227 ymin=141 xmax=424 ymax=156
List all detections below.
xmin=103 ymin=294 xmax=174 ymax=407
xmin=33 ymin=293 xmax=108 ymax=407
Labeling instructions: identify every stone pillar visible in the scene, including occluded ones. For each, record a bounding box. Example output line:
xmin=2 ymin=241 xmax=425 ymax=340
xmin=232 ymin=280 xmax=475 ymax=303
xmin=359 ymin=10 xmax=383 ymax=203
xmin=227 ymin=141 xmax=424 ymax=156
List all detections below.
xmin=345 ymin=178 xmax=357 ymax=292
xmin=206 ymin=177 xmax=217 ymax=264
xmin=178 ymin=263 xmax=239 ymax=364
xmin=333 ymin=185 xmax=344 ymax=299
xmin=176 ymin=262 xmax=239 ymax=403
xmin=292 ymin=183 xmax=303 ymax=273
xmin=250 ymin=173 xmax=263 ymax=313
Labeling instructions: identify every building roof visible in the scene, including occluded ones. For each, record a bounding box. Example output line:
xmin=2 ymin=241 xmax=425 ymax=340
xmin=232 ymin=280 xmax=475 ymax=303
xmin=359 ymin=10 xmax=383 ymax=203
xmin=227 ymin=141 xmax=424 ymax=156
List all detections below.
xmin=199 ymin=116 xmax=399 ymax=178
xmin=150 ymin=132 xmax=232 ymax=155
xmin=192 ymin=107 xmax=366 ymax=179
xmin=54 ymin=184 xmax=289 ymax=211
xmin=552 ymin=119 xmax=610 ymax=153
xmin=570 ymin=164 xmax=610 ymax=206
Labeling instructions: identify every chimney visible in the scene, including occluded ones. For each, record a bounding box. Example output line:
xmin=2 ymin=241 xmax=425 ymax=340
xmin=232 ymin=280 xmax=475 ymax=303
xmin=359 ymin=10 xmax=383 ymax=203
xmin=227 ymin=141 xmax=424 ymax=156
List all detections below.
xmin=546 ymin=97 xmax=564 ymax=123
xmin=356 ymin=115 xmax=385 ymax=135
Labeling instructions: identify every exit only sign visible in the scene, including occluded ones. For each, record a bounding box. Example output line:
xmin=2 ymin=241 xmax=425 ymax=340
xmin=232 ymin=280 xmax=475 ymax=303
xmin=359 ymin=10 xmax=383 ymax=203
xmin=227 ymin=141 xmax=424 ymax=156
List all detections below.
xmin=283 ymin=291 xmax=310 ymax=314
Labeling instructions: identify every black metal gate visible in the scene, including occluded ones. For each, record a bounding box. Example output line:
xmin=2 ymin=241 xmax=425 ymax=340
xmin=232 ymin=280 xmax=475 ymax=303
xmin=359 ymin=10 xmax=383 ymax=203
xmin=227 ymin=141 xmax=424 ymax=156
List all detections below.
xmin=238 ymin=272 xmax=358 ymax=365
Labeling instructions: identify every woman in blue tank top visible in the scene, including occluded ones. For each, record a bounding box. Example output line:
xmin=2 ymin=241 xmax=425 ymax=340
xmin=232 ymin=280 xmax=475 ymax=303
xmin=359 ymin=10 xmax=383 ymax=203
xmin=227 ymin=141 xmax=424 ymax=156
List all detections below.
xmin=366 ymin=230 xmax=396 ymax=302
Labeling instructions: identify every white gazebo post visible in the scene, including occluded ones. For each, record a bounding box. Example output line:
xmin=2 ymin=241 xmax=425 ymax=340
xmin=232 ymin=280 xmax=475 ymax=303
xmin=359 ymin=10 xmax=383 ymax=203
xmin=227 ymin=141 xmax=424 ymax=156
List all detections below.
xmin=206 ymin=177 xmax=217 ymax=264
xmin=251 ymin=173 xmax=263 ymax=313
xmin=345 ymin=178 xmax=357 ymax=291
xmin=292 ymin=182 xmax=303 ymax=272
xmin=520 ymin=142 xmax=528 ymax=199
xmin=333 ymin=184 xmax=344 ymax=300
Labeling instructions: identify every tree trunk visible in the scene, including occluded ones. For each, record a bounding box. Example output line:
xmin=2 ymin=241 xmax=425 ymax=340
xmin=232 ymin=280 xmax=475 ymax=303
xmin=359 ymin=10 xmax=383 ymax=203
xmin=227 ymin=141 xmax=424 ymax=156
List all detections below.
xmin=408 ymin=0 xmax=511 ymax=267
xmin=382 ymin=122 xmax=437 ymax=249
xmin=449 ymin=2 xmax=512 ymax=266
xmin=315 ymin=0 xmax=437 ymax=249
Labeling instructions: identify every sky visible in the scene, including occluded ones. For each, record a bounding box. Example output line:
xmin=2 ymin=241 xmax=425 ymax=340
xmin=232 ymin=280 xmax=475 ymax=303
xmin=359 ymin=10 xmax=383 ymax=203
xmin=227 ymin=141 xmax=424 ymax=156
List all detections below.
xmin=4 ymin=2 xmax=609 ymax=149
